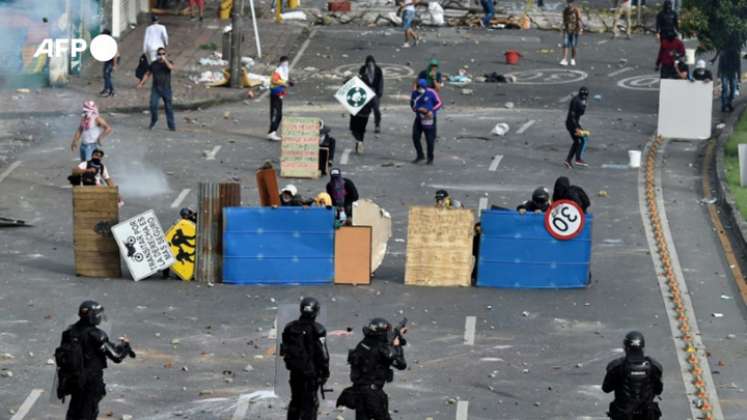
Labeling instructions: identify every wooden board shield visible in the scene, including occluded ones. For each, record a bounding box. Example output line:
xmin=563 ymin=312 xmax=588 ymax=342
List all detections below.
xmin=256 ymin=167 xmax=281 ymax=207
xmin=280 ymin=117 xmax=320 ymax=179
xmin=351 ymin=199 xmax=392 ymax=274
xmin=404 ymin=207 xmax=475 ymax=287
xmin=73 ymin=186 xmax=121 ymax=278
xmin=334 ymin=226 xmax=372 ymax=285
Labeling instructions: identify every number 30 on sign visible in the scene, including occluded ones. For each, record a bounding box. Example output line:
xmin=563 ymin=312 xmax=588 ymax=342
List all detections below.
xmin=544 ymin=200 xmax=585 ymax=240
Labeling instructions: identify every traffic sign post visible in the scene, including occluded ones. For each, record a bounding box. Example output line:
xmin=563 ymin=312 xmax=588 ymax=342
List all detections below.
xmin=544 ymin=200 xmax=585 ymax=241
xmin=334 ymin=76 xmax=376 ymax=116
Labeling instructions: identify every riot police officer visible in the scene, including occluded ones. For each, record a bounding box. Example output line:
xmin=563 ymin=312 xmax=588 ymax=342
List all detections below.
xmin=602 ymin=331 xmax=663 ymax=420
xmin=55 ymin=301 xmax=135 ymax=420
xmin=341 ymin=318 xmax=407 ymax=420
xmin=280 ymin=297 xmax=330 ymax=420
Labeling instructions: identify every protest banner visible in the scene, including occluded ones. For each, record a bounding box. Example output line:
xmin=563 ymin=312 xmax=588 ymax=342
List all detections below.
xmin=281 ymin=117 xmax=320 ymax=179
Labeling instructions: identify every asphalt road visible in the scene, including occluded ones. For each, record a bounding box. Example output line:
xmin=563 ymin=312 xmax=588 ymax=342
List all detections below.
xmin=0 ymin=26 xmax=745 ymax=420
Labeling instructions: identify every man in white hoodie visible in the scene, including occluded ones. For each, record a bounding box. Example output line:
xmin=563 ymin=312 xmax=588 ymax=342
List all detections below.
xmin=143 ymin=15 xmax=169 ymax=63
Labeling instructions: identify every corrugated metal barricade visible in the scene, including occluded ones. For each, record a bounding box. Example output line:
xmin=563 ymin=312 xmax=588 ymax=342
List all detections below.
xmin=476 ymin=210 xmax=592 ymax=288
xmin=223 ymin=207 xmax=335 ymax=285
xmin=195 ymin=182 xmax=241 ymax=283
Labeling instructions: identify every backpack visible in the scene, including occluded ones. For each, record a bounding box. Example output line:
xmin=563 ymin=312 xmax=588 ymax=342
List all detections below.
xmin=54 ymin=328 xmax=88 ymax=399
xmin=281 ymin=321 xmax=316 ymax=375
xmin=569 ymin=185 xmax=591 ymax=212
xmin=135 ymin=54 xmax=149 ymax=81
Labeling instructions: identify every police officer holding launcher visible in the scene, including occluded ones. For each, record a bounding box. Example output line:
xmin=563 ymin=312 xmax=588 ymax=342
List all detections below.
xmin=603 ymin=331 xmax=663 ymax=420
xmin=280 ymin=297 xmax=330 ymax=420
xmin=338 ymin=318 xmax=407 ymax=420
xmin=55 ymin=301 xmax=135 ymax=420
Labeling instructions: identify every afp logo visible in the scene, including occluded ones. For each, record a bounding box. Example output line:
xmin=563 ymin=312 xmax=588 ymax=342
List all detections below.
xmin=33 ymin=34 xmax=118 ymax=62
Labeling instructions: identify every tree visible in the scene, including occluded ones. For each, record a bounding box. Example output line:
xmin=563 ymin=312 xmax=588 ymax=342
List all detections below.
xmin=680 ymin=0 xmax=747 ymax=51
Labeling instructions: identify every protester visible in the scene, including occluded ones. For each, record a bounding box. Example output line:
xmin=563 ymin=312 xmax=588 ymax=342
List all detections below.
xmin=280 ymin=185 xmax=309 ymax=207
xmin=417 ymin=59 xmax=443 ymax=93
xmin=564 ymin=87 xmax=589 ymax=169
xmin=399 ymin=0 xmax=419 ymax=48
xmin=552 ymin=176 xmax=591 ymax=213
xmin=435 ymin=189 xmax=463 ymax=209
xmin=138 ymin=47 xmax=175 ymax=131
xmin=517 ymin=187 xmax=550 ymax=214
xmin=314 ymin=192 xmax=333 ymax=207
xmin=480 ymin=0 xmax=494 ymax=28
xmin=320 ymin=120 xmax=336 ymax=167
xmin=189 ymin=0 xmax=205 ymax=22
xmin=349 ymin=92 xmax=374 ymax=155
xmin=675 ymin=57 xmax=690 ymax=80
xmin=359 ymin=55 xmax=384 ymax=134
xmin=71 ymin=101 xmax=112 ymax=162
xmin=718 ymin=46 xmax=741 ymax=112
xmin=611 ymin=0 xmax=632 ymax=40
xmin=410 ymin=79 xmax=443 ymax=165
xmin=655 ymin=34 xmax=684 ymax=79
xmin=655 ymin=0 xmax=678 ymax=41
xmin=692 ymin=60 xmax=713 ymax=82
xmin=326 ymin=168 xmax=359 ymax=220
xmin=99 ymin=29 xmax=118 ymax=97
xmin=268 ymin=56 xmax=293 ymax=141
xmin=143 ymin=15 xmax=168 ymax=63
xmin=560 ymin=0 xmax=582 ymax=67
xmin=70 ymin=149 xmax=114 ymax=187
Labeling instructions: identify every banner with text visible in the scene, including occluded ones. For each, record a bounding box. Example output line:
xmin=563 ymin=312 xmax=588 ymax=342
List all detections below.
xmin=281 ymin=117 xmax=321 ymax=179
xmin=112 ymin=210 xmax=175 ymax=281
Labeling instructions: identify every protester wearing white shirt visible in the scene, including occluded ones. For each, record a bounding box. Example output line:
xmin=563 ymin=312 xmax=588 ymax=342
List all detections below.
xmin=143 ymin=15 xmax=169 ymax=63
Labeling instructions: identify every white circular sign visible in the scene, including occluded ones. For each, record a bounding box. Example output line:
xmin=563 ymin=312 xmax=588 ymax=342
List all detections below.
xmin=505 ymin=68 xmax=588 ymax=85
xmin=90 ymin=34 xmax=118 ymax=62
xmin=617 ymin=74 xmax=660 ymax=91
xmin=544 ymin=200 xmax=585 ymax=240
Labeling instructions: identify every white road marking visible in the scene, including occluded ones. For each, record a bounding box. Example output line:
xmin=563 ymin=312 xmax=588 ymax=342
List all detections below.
xmin=10 ymin=389 xmax=43 ymax=420
xmin=607 ymin=67 xmax=634 ymax=77
xmin=231 ymin=394 xmax=250 ymax=420
xmin=488 ymin=155 xmax=503 ymax=172
xmin=597 ymin=39 xmax=609 ymax=45
xmin=456 ymin=400 xmax=469 ymax=420
xmin=558 ymin=93 xmax=573 ymax=103
xmin=340 ymin=148 xmax=352 ymax=165
xmin=0 ymin=160 xmax=22 ymax=184
xmin=170 ymin=188 xmax=191 ymax=209
xmin=516 ymin=119 xmax=536 ymax=134
xmin=205 ymin=146 xmax=221 ymax=160
xmin=478 ymin=197 xmax=488 ymax=212
xmin=255 ymin=29 xmax=317 ymax=102
xmin=464 ymin=316 xmax=476 ymax=346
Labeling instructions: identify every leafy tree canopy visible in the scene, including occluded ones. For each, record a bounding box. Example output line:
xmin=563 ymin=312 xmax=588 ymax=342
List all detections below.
xmin=680 ymin=0 xmax=747 ymax=51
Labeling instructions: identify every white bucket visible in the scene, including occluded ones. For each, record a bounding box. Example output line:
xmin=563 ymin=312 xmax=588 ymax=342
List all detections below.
xmin=685 ymin=48 xmax=696 ymax=65
xmin=628 ymin=150 xmax=642 ymax=168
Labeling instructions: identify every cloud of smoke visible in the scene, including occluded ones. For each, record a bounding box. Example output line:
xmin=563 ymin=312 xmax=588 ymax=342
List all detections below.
xmin=107 ymin=143 xmax=172 ymax=199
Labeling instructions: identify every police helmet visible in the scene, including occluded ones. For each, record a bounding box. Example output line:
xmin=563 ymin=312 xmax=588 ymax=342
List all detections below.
xmin=578 ymin=86 xmax=589 ymax=99
xmin=300 ymin=297 xmax=320 ymax=319
xmin=532 ymin=187 xmax=550 ymax=205
xmin=435 ymin=189 xmax=449 ymax=201
xmin=623 ymin=331 xmax=645 ymax=353
xmin=179 ymin=207 xmax=196 ymax=221
xmin=363 ymin=318 xmax=391 ymax=337
xmin=79 ymin=300 xmax=105 ymax=326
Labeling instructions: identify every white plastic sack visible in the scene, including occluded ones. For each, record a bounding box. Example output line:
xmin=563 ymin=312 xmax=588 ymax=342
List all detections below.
xmin=388 ymin=11 xmax=402 ymax=25
xmin=281 ymin=11 xmax=307 ymax=21
xmin=428 ymin=2 xmax=445 ymax=26
xmin=491 ymin=123 xmax=510 ymax=136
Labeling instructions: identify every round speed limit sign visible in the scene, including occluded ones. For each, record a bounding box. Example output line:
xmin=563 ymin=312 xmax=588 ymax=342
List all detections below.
xmin=544 ymin=200 xmax=585 ymax=240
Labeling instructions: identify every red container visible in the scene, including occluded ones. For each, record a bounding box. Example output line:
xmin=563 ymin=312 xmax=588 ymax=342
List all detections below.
xmin=504 ymin=50 xmax=522 ymax=65
xmin=328 ymin=0 xmax=351 ymax=12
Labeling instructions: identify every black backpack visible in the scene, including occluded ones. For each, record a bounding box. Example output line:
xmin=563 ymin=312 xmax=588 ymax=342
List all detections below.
xmin=54 ymin=328 xmax=88 ymax=399
xmin=281 ymin=321 xmax=316 ymax=375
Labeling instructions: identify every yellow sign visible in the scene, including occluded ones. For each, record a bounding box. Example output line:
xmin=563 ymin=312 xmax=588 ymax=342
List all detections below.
xmin=165 ymin=219 xmax=197 ymax=281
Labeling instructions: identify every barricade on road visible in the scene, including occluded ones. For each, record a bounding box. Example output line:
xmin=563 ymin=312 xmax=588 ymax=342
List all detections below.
xmin=351 ymin=199 xmax=392 ymax=274
xmin=334 ymin=226 xmax=372 ymax=285
xmin=73 ymin=186 xmax=121 ymax=278
xmin=476 ymin=210 xmax=592 ymax=288
xmin=223 ymin=207 xmax=335 ymax=284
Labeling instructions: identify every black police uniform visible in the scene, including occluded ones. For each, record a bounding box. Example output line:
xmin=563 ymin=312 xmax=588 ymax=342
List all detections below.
xmin=348 ymin=335 xmax=407 ymax=420
xmin=62 ymin=320 xmax=130 ymax=420
xmin=281 ymin=317 xmax=330 ymax=420
xmin=602 ymin=355 xmax=663 ymax=420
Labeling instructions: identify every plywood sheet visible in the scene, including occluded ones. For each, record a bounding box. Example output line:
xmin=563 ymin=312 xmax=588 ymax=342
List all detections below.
xmin=280 ymin=117 xmax=320 ymax=179
xmin=73 ymin=186 xmax=120 ymax=278
xmin=335 ymin=226 xmax=372 ymax=285
xmin=256 ymin=167 xmax=280 ymax=207
xmin=404 ymin=207 xmax=474 ymax=287
xmin=351 ymin=199 xmax=392 ymax=273
xmin=658 ymin=79 xmax=713 ymax=140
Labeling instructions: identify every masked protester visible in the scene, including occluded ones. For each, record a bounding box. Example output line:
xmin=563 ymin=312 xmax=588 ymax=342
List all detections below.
xmin=517 ymin=187 xmax=550 ymax=214
xmin=71 ymin=101 xmax=112 ymax=162
xmin=655 ymin=0 xmax=678 ymax=41
xmin=319 ymin=120 xmax=337 ymax=171
xmin=280 ymin=297 xmax=330 ymax=420
xmin=359 ymin=56 xmax=384 ymax=134
xmin=552 ymin=176 xmax=591 ymax=213
xmin=692 ymin=60 xmax=713 ymax=82
xmin=434 ymin=189 xmax=463 ymax=209
xmin=410 ymin=79 xmax=443 ymax=165
xmin=268 ymin=56 xmax=294 ymax=141
xmin=280 ymin=184 xmax=310 ymax=207
xmin=326 ymin=168 xmax=359 ymax=222
xmin=603 ymin=331 xmax=663 ymax=420
xmin=69 ymin=149 xmax=115 ymax=187
xmin=337 ymin=318 xmax=407 ymax=420
xmin=55 ymin=301 xmax=135 ymax=420
xmin=564 ymin=86 xmax=589 ymax=168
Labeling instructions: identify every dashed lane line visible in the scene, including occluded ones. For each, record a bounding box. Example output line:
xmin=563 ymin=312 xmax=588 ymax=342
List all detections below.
xmin=10 ymin=389 xmax=43 ymax=420
xmin=205 ymin=146 xmax=221 ymax=160
xmin=0 ymin=160 xmax=22 ymax=184
xmin=463 ymin=316 xmax=476 ymax=346
xmin=488 ymin=155 xmax=503 ymax=172
xmin=170 ymin=188 xmax=191 ymax=209
xmin=516 ymin=120 xmax=536 ymax=134
xmin=231 ymin=394 xmax=250 ymax=420
xmin=340 ymin=148 xmax=352 ymax=165
xmin=456 ymin=400 xmax=469 ymax=420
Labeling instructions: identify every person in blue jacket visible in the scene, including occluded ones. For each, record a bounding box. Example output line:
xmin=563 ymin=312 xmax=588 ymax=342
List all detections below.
xmin=410 ymin=79 xmax=443 ymax=165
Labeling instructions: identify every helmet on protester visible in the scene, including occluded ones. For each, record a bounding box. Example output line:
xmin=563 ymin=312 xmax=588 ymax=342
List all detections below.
xmin=330 ymin=168 xmax=342 ymax=178
xmin=299 ymin=297 xmax=320 ymax=319
xmin=281 ymin=184 xmax=298 ymax=197
xmin=578 ymin=86 xmax=589 ymax=99
xmin=363 ymin=318 xmax=391 ymax=338
xmin=623 ymin=331 xmax=646 ymax=355
xmin=179 ymin=207 xmax=196 ymax=221
xmin=532 ymin=187 xmax=550 ymax=206
xmin=78 ymin=300 xmax=105 ymax=326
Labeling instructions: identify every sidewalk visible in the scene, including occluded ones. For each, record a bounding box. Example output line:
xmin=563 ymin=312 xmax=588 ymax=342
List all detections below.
xmin=0 ymin=13 xmax=309 ymax=118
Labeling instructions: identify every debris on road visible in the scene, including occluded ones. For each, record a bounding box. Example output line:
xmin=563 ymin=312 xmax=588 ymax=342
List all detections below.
xmin=491 ymin=123 xmax=510 ymax=137
xmin=712 ymin=313 xmax=724 ymax=318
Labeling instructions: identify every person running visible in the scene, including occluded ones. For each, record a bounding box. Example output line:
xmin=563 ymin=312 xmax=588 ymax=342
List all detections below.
xmin=560 ymin=0 xmax=582 ymax=67
xmin=71 ymin=101 xmax=112 ymax=162
xmin=399 ymin=0 xmax=418 ymax=48
xmin=268 ymin=56 xmax=293 ymax=141
xmin=564 ymin=87 xmax=589 ymax=169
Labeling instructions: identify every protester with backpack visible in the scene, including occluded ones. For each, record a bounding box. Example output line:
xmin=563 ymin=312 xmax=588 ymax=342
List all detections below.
xmin=55 ymin=301 xmax=135 ymax=420
xmin=552 ymin=176 xmax=591 ymax=213
xmin=280 ymin=297 xmax=330 ymax=420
